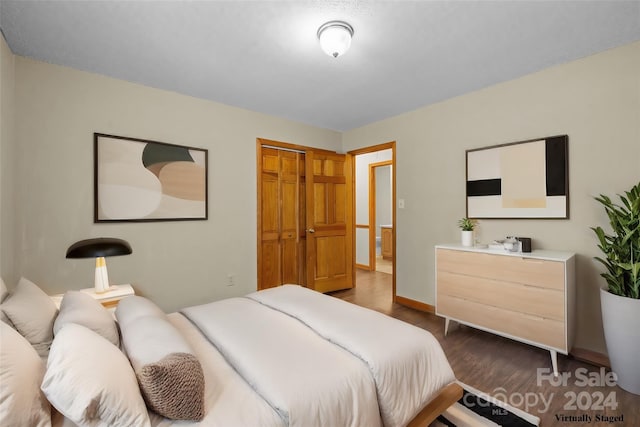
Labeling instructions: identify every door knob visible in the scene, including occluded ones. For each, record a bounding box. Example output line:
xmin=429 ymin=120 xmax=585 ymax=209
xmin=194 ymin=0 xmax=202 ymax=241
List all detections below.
xmin=307 ymin=228 xmax=315 ymax=234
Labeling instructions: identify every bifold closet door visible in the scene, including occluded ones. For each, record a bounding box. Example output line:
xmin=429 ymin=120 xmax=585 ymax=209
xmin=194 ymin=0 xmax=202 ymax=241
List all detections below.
xmin=259 ymin=148 xmax=305 ymax=289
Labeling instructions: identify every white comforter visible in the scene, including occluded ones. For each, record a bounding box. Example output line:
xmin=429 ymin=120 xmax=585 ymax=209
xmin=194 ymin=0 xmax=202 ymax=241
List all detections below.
xmin=148 ymin=313 xmax=285 ymax=427
xmin=53 ymin=286 xmax=455 ymax=427
xmin=181 ymin=297 xmax=382 ymax=427
xmin=247 ymin=285 xmax=456 ymax=427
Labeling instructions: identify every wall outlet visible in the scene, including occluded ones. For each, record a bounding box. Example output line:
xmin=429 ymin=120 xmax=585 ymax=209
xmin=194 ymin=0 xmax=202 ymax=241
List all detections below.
xmin=227 ymin=274 xmax=235 ymax=286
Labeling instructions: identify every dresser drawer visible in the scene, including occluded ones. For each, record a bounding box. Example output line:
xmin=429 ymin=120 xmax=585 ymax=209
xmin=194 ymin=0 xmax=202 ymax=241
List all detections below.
xmin=436 ymin=249 xmax=565 ymax=290
xmin=437 ymin=270 xmax=564 ymax=321
xmin=437 ymin=294 xmax=566 ymax=350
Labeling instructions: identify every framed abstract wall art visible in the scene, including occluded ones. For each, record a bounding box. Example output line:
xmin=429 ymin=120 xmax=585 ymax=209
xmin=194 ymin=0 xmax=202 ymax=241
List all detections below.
xmin=94 ymin=133 xmax=208 ymax=222
xmin=466 ymin=135 xmax=568 ymax=219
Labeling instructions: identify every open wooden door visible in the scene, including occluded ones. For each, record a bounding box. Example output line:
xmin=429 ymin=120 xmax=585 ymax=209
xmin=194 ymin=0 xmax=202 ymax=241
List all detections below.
xmin=305 ymin=150 xmax=354 ymax=293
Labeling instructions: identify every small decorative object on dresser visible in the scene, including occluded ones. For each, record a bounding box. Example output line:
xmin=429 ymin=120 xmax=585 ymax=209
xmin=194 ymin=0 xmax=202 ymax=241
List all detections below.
xmin=457 ymin=217 xmax=475 ymax=247
xmin=502 ymin=235 xmax=520 ymax=252
xmin=517 ymin=237 xmax=532 ymax=252
xmin=435 ymin=244 xmax=575 ymax=376
xmin=592 ymin=181 xmax=640 ymax=395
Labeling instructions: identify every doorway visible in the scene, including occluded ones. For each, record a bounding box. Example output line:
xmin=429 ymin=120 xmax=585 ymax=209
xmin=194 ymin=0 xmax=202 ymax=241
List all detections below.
xmin=370 ymin=161 xmax=393 ymax=275
xmin=349 ymin=142 xmax=396 ymax=300
xmin=256 ymin=138 xmax=354 ymax=293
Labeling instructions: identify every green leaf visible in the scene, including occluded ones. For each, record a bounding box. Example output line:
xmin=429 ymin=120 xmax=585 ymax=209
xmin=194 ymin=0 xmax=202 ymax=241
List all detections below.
xmin=592 ymin=181 xmax=640 ymax=299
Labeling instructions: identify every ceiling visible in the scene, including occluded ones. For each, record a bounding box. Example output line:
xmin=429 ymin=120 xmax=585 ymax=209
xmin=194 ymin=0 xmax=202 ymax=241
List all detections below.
xmin=1 ymin=1 xmax=639 ymax=132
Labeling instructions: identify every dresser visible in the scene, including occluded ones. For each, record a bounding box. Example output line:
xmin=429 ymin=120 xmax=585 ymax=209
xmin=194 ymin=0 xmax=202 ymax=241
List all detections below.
xmin=435 ymin=244 xmax=575 ymax=376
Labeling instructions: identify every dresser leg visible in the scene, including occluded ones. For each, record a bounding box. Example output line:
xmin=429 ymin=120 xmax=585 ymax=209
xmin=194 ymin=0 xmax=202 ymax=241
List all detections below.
xmin=550 ymin=350 xmax=559 ymax=377
xmin=444 ymin=318 xmax=450 ymax=336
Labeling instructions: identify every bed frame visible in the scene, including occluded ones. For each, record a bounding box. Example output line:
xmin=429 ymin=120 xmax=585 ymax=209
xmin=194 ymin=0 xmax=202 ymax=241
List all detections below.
xmin=407 ymin=382 xmax=463 ymax=427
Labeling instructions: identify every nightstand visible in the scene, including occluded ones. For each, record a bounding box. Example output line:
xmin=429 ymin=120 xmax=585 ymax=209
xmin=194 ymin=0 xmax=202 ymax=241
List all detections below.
xmin=51 ymin=284 xmax=135 ymax=311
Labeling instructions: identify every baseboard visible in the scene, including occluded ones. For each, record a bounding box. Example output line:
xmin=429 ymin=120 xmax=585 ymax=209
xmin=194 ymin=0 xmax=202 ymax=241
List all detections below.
xmin=395 ymin=295 xmax=435 ymax=313
xmin=355 ymin=263 xmax=371 ymax=271
xmin=570 ymin=347 xmax=610 ymax=368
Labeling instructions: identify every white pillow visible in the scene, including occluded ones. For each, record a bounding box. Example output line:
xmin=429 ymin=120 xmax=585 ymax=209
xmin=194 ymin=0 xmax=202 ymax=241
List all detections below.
xmin=1 ymin=277 xmax=58 ymax=357
xmin=116 ymin=295 xmax=166 ymax=327
xmin=0 ymin=277 xmax=10 ymax=325
xmin=41 ymin=323 xmax=151 ymax=427
xmin=0 ymin=277 xmax=8 ymax=302
xmin=117 ymin=297 xmax=205 ymax=420
xmin=54 ymin=290 xmax=119 ymax=347
xmin=0 ymin=322 xmax=51 ymax=427
xmin=0 ymin=308 xmax=11 ymax=327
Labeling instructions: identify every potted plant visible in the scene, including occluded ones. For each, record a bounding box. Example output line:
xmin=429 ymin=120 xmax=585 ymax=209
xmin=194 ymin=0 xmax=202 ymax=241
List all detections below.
xmin=592 ymin=181 xmax=640 ymax=395
xmin=458 ymin=217 xmax=475 ymax=247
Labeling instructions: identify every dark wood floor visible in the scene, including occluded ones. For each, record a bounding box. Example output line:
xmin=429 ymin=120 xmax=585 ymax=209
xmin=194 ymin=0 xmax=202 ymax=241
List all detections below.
xmin=330 ymin=270 xmax=639 ymax=426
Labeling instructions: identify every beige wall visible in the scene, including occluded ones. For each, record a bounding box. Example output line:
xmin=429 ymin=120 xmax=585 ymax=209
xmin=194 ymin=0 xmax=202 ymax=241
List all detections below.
xmin=8 ymin=56 xmax=340 ymax=311
xmin=0 ymin=33 xmax=16 ymax=280
xmin=343 ymin=41 xmax=640 ymax=354
xmin=4 ymin=30 xmax=639 ymax=354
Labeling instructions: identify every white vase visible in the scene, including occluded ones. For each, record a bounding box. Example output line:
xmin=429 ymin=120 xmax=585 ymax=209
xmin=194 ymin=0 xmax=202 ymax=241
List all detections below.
xmin=461 ymin=230 xmax=473 ymax=247
xmin=600 ymin=288 xmax=640 ymax=395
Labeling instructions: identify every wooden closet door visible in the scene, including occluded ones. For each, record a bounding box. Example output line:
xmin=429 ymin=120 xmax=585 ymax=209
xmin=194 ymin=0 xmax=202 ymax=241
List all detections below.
xmin=258 ymin=148 xmax=305 ymax=289
xmin=280 ymin=151 xmax=302 ymax=285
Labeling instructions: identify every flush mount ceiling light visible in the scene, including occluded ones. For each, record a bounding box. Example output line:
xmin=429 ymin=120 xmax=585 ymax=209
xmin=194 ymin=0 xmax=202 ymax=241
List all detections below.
xmin=317 ymin=21 xmax=354 ymax=58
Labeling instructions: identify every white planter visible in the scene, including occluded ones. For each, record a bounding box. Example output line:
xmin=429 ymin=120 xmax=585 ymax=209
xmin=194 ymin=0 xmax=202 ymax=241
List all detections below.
xmin=600 ymin=288 xmax=640 ymax=395
xmin=461 ymin=230 xmax=474 ymax=247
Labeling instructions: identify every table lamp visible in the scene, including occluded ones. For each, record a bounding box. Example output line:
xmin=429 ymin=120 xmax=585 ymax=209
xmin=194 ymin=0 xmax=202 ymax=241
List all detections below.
xmin=66 ymin=237 xmax=132 ymax=293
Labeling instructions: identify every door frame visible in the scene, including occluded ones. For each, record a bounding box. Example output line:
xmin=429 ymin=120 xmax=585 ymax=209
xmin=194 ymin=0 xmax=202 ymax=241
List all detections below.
xmin=256 ymin=138 xmax=344 ymax=290
xmin=369 ymin=160 xmax=393 ymax=271
xmin=348 ymin=141 xmax=396 ymax=299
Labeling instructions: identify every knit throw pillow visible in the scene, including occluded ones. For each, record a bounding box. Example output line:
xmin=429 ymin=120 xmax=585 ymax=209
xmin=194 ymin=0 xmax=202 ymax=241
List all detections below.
xmin=116 ymin=297 xmax=205 ymax=421
xmin=137 ymin=352 xmax=205 ymax=421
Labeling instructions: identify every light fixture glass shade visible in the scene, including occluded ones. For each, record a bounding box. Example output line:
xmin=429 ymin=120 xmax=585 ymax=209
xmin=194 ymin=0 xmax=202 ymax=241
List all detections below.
xmin=318 ymin=21 xmax=354 ymax=58
xmin=66 ymin=238 xmax=132 ymax=293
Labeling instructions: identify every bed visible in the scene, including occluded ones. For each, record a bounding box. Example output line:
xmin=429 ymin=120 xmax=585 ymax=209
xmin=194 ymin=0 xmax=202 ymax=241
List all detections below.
xmin=1 ymin=278 xmax=461 ymax=427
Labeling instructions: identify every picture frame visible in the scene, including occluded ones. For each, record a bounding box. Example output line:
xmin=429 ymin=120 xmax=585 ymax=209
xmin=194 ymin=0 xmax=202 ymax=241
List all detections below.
xmin=465 ymin=135 xmax=568 ymax=219
xmin=94 ymin=133 xmax=208 ymax=222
